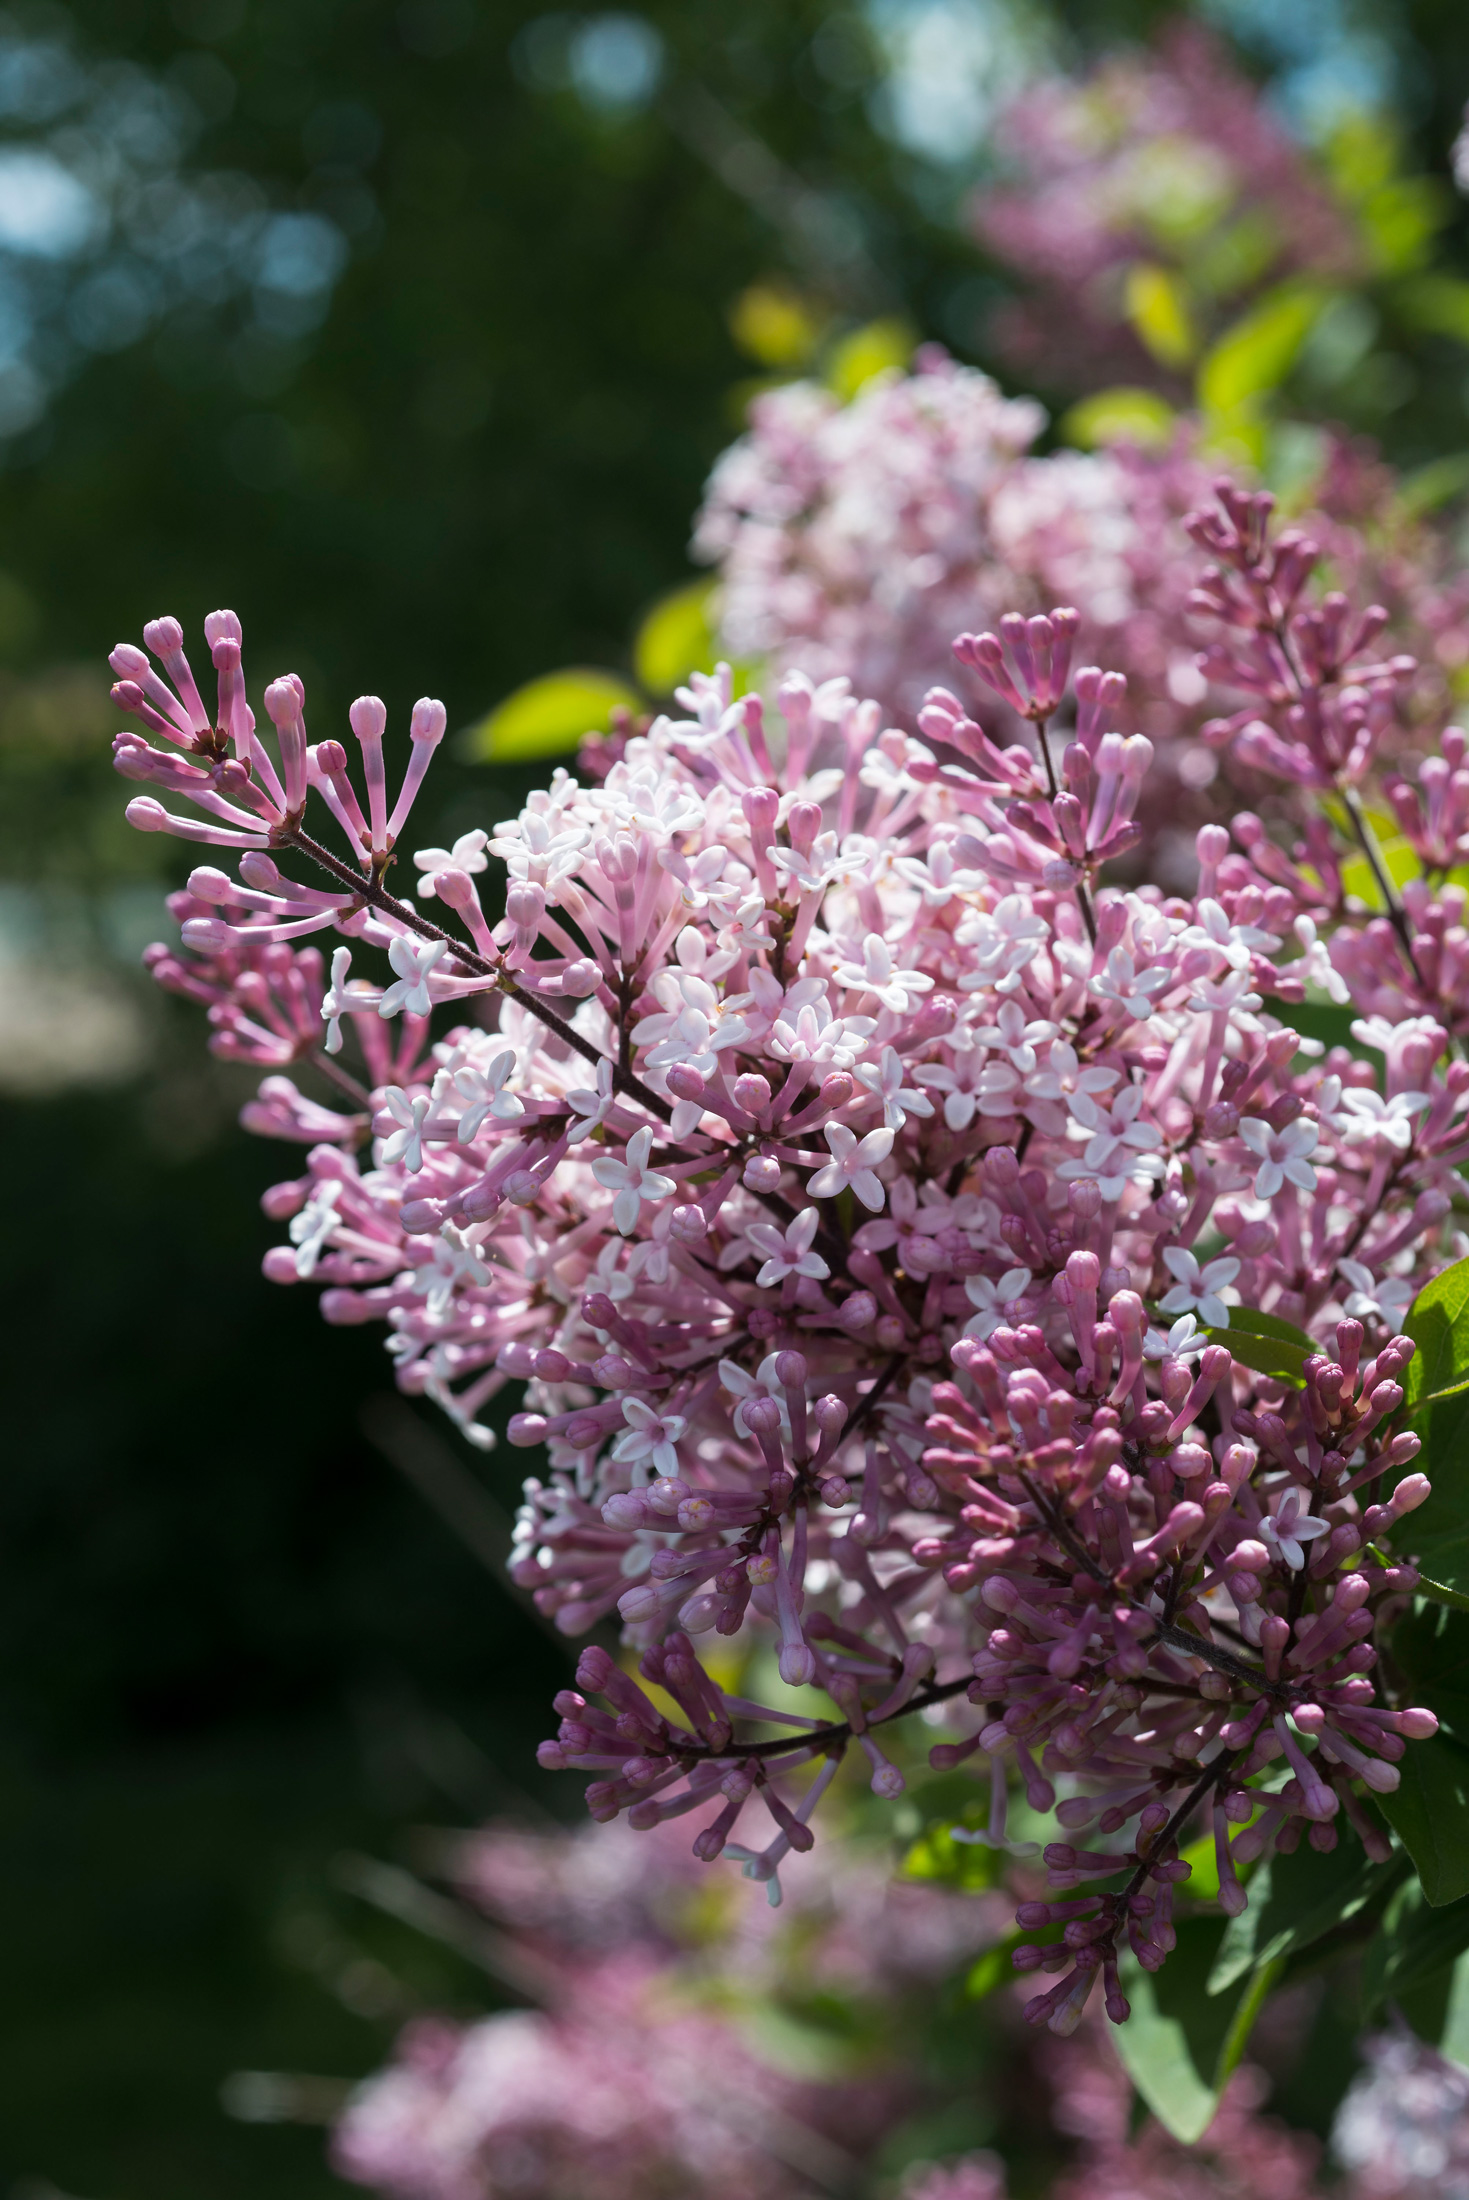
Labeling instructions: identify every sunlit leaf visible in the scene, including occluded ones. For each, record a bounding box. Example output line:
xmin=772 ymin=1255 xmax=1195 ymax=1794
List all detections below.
xmin=1404 ymin=1256 xmax=1469 ymax=1413
xmin=1378 ymin=1732 xmax=1469 ymax=1905
xmin=825 ymin=318 xmax=914 ymax=401
xmin=459 ymin=667 xmax=642 ymax=763
xmin=729 ymin=281 xmax=825 ymax=370
xmin=1123 ymin=263 xmax=1197 ymax=369
xmin=633 ymin=580 xmax=719 ymax=697
xmin=1397 ymin=453 xmax=1469 ymax=518
xmin=1061 ymin=386 xmax=1177 ymax=451
xmin=1197 ymin=283 xmax=1331 ymax=421
xmin=1202 ymin=1303 xmax=1314 ymax=1384
xmin=1359 ymin=176 xmax=1447 ymax=277
xmin=1115 ymin=1916 xmax=1277 ymax=2143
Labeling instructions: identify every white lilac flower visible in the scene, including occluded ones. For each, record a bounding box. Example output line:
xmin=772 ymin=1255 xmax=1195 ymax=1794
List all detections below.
xmin=1157 ymin=1246 xmax=1240 ymax=1329
xmin=452 ymin=1051 xmax=524 ymax=1140
xmin=611 ymin=1397 xmax=688 ymax=1481
xmin=854 ymin=1045 xmax=935 ymax=1129
xmin=1259 ymin=1487 xmax=1331 ymax=1572
xmin=413 ymin=829 xmax=489 ymax=897
xmin=378 ymin=935 xmax=448 ymax=1019
xmin=962 ymin=1268 xmax=1033 ymax=1340
xmin=1143 ymin=1313 xmax=1210 ymax=1362
xmin=378 ymin=1087 xmax=432 ymax=1173
xmin=1238 ymin=1117 xmax=1319 ymax=1198
xmin=1334 ymin=1087 xmax=1431 ymax=1153
xmin=1337 ymin=1258 xmax=1416 ymax=1328
xmin=591 ymin=1126 xmax=679 ymax=1235
xmin=833 ymin=932 xmax=935 ymax=1012
xmin=806 ymin=1122 xmax=894 ymax=1210
xmin=745 ymin=1208 xmax=831 ymax=1288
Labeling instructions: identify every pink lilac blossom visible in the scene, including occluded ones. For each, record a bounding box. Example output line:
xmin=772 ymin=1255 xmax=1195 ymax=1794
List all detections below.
xmin=1334 ymin=2028 xmax=1469 ymax=2196
xmin=112 ymin=475 xmax=1456 ymax=2043
xmin=969 ymin=23 xmax=1358 ymax=396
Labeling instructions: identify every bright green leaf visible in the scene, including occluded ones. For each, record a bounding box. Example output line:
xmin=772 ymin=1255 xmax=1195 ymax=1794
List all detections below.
xmin=825 ymin=318 xmax=914 ymax=402
xmin=1405 ymin=1256 xmax=1469 ymax=1413
xmin=1378 ymin=1732 xmax=1469 ymax=1905
xmin=729 ymin=282 xmax=824 ymax=370
xmin=459 ymin=668 xmax=642 ymax=764
xmin=1202 ymin=1303 xmax=1315 ymax=1385
xmin=898 ymin=1819 xmax=1001 ymax=1893
xmin=1115 ymin=1916 xmax=1277 ymax=2143
xmin=1197 ymin=284 xmax=1330 ymax=421
xmin=1415 ymin=1575 xmax=1469 ymax=1615
xmin=632 ymin=581 xmax=719 ymax=698
xmin=1323 ymin=112 xmax=1400 ymax=204
xmin=1124 ymin=263 xmax=1197 ymax=369
xmin=1061 ymin=387 xmax=1177 ymax=451
xmin=1441 ymin=1953 xmax=1469 ymax=2068
xmin=1394 ymin=276 xmax=1469 ymax=346
xmin=1208 ymin=1839 xmax=1400 ymax=1997
xmin=1359 ymin=176 xmax=1447 ymax=276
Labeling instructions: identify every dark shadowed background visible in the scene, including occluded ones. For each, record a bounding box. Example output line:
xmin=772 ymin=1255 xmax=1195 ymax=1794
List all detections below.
xmin=3 ymin=0 xmax=1468 ymax=2190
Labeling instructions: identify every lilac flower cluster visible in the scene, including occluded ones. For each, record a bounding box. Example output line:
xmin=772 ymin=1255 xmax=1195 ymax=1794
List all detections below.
xmin=969 ymin=22 xmax=1357 ymax=394
xmin=111 ymin=474 xmax=1456 ymax=2042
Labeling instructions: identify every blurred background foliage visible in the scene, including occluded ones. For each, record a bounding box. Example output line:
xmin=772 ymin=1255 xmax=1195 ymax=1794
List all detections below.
xmin=7 ymin=0 xmax=1469 ymax=2191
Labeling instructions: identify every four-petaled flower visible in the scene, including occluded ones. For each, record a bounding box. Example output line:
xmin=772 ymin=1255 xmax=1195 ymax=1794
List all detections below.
xmin=378 ymin=935 xmax=448 ymax=1019
xmin=746 ymin=1208 xmax=831 ymax=1288
xmin=413 ymin=829 xmax=489 ymax=897
xmin=1158 ymin=1246 xmax=1239 ymax=1329
xmin=1144 ymin=1313 xmax=1210 ymax=1362
xmin=591 ymin=1125 xmax=678 ymax=1234
xmin=854 ymin=1045 xmax=935 ymax=1129
xmin=1333 ymin=1088 xmax=1430 ymax=1153
xmin=833 ymin=933 xmax=935 ymax=1012
xmin=1337 ymin=1258 xmax=1416 ymax=1328
xmin=1090 ymin=947 xmax=1172 ymax=1023
xmin=379 ymin=1087 xmax=432 ymax=1173
xmin=565 ymin=1059 xmax=615 ymax=1141
xmin=1260 ymin=1487 xmax=1332 ymax=1572
xmin=1239 ymin=1117 xmax=1318 ymax=1198
xmin=806 ymin=1122 xmax=894 ymax=1210
xmin=963 ymin=1267 xmax=1033 ymax=1340
xmin=453 ymin=1050 xmax=523 ymax=1140
xmin=321 ymin=945 xmax=355 ymax=1054
xmin=612 ymin=1397 xmax=688 ymax=1480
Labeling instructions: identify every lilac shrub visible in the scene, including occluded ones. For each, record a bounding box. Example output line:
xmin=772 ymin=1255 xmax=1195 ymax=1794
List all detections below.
xmin=111 ymin=476 xmax=1460 ymax=2047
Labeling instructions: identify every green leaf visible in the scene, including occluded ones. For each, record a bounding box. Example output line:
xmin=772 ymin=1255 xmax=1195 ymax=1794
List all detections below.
xmin=825 ymin=317 xmax=914 ymax=401
xmin=459 ymin=668 xmax=642 ymax=764
xmin=1397 ymin=453 xmax=1469 ymax=519
xmin=1358 ymin=176 xmax=1447 ymax=276
xmin=1394 ymin=276 xmax=1469 ymax=346
xmin=1202 ymin=1303 xmax=1315 ymax=1385
xmin=1415 ymin=1575 xmax=1469 ymax=1615
xmin=1197 ymin=283 xmax=1330 ymax=421
xmin=1061 ymin=387 xmax=1177 ymax=451
xmin=1405 ymin=1256 xmax=1469 ymax=1412
xmin=1392 ymin=1600 xmax=1469 ymax=1739
xmin=632 ymin=581 xmax=719 ymax=698
xmin=1363 ymin=1872 xmax=1469 ymax=2011
xmin=1209 ymin=1838 xmax=1400 ymax=1996
xmin=1123 ymin=263 xmax=1197 ymax=369
xmin=1378 ymin=1732 xmax=1469 ymax=1904
xmin=1115 ymin=1916 xmax=1278 ymax=2143
xmin=728 ymin=282 xmax=824 ymax=370
xmin=898 ymin=1819 xmax=1002 ymax=1893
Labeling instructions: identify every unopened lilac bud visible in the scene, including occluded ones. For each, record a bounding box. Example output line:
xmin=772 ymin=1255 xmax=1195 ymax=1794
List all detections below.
xmin=839 ymin=1292 xmax=877 ymax=1331
xmin=1391 ymin=1472 xmax=1431 ymax=1517
xmin=665 ymin=1063 xmax=705 ymax=1102
xmin=774 ymin=1349 xmax=807 ymax=1388
xmin=741 ymin=785 xmax=779 ymax=837
xmin=815 ymin=1395 xmax=848 ymax=1436
xmin=560 ymin=959 xmax=600 ymax=997
xmin=818 ymin=1071 xmax=854 ymax=1109
xmin=591 ymin=1353 xmax=637 ymax=1388
xmin=1203 ymin=1101 xmax=1239 ymax=1140
xmin=410 ymin=697 xmax=447 ymax=746
xmin=820 ymin=1475 xmax=851 ymax=1506
xmin=875 ymin=1314 xmax=907 ymax=1350
xmin=733 ymin=1072 xmax=772 ymax=1114
xmin=743 ymin=1154 xmax=781 ymax=1192
xmin=1068 ymin=1179 xmax=1103 ymax=1221
xmin=669 ymin=1204 xmax=707 ymax=1242
xmin=503 ymin=1170 xmax=542 ymax=1206
xmin=239 ymin=851 xmax=282 ymax=890
xmin=602 ymin=1492 xmax=650 ymax=1529
xmin=532 ymin=1347 xmax=573 ymax=1381
xmin=505 ymin=881 xmax=545 ymax=929
xmin=1168 ymin=1444 xmax=1212 ymax=1479
xmin=349 ymin=694 xmax=387 ymax=744
xmin=743 ymin=1396 xmax=782 ymax=1436
xmin=435 ymin=868 xmax=478 ymax=911
xmin=507 ymin=1413 xmax=548 ymax=1447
